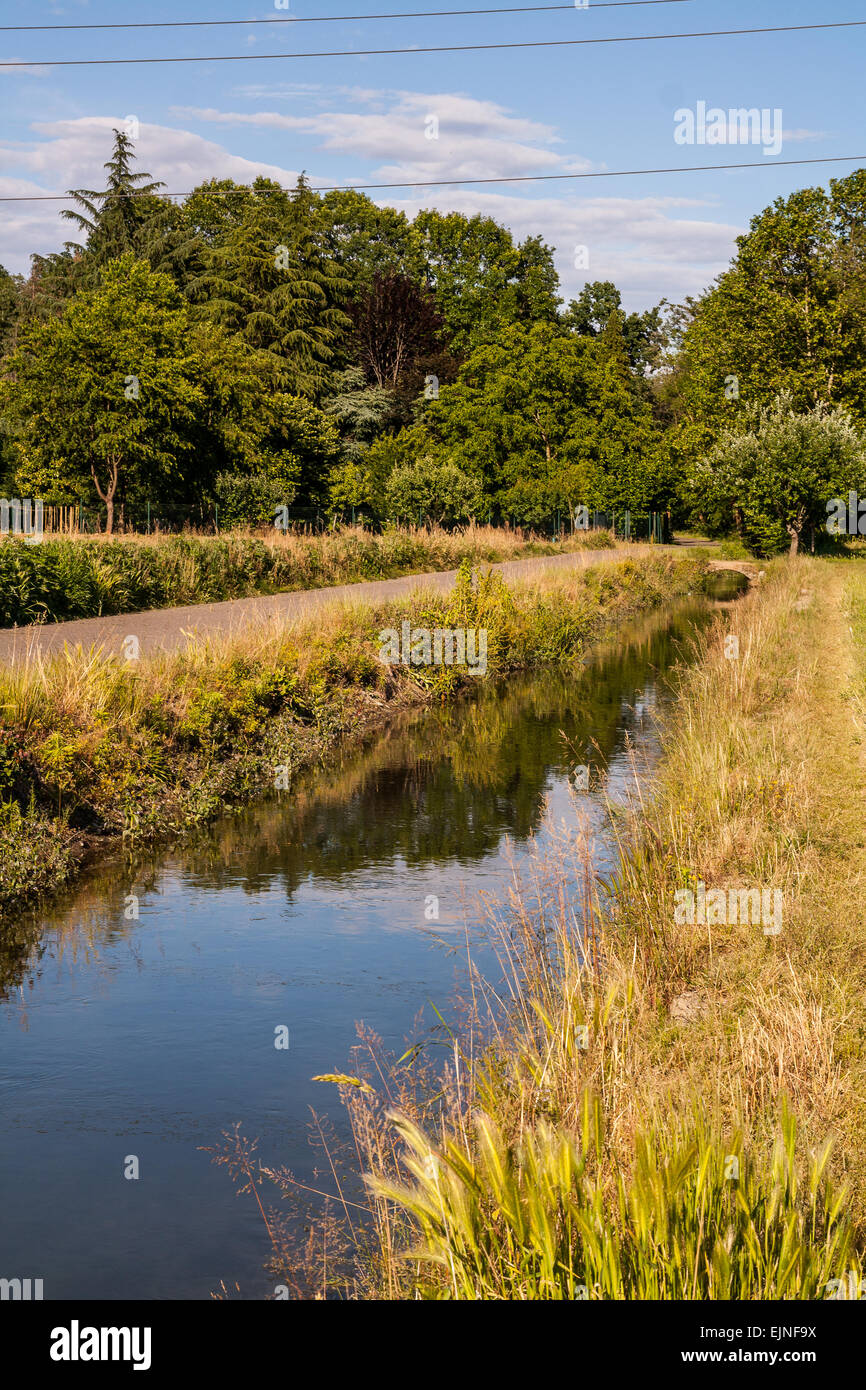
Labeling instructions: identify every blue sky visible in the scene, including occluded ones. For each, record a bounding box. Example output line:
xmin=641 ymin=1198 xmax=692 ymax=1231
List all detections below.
xmin=1 ymin=0 xmax=863 ymax=309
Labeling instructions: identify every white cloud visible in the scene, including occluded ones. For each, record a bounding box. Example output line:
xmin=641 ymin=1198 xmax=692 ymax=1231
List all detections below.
xmin=782 ymin=129 xmax=832 ymax=143
xmin=174 ymin=89 xmax=590 ymax=184
xmin=0 ymin=112 xmax=741 ymax=309
xmin=0 ymin=115 xmax=305 ymax=189
xmin=0 ymin=117 xmax=311 ymax=274
xmin=382 ymin=187 xmax=739 ymax=308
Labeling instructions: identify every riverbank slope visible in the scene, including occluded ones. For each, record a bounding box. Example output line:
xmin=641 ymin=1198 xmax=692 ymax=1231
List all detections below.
xmin=0 ymin=554 xmax=704 ymax=929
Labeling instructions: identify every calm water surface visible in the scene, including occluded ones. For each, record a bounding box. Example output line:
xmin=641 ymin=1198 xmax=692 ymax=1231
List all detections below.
xmin=0 ymin=582 xmax=740 ymax=1299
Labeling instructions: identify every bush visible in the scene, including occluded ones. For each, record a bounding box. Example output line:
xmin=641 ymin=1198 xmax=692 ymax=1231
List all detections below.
xmin=691 ymin=395 xmax=866 ymax=556
xmin=384 ymin=455 xmax=484 ymax=525
xmin=213 ymin=472 xmax=290 ymax=529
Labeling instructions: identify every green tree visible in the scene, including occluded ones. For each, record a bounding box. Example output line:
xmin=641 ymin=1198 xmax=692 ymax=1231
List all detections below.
xmin=326 ymin=457 xmax=375 ymax=517
xmin=385 ymin=454 xmax=484 ymax=525
xmin=412 ymin=210 xmax=559 ymax=354
xmin=186 ymin=176 xmax=351 ymax=398
xmin=318 ymin=189 xmax=423 ymax=290
xmin=0 ymin=264 xmax=22 ymax=355
xmin=190 ymin=326 xmax=341 ymax=513
xmin=416 ymin=320 xmax=663 ymax=522
xmin=61 ymin=128 xmax=174 ymax=284
xmin=674 ymin=171 xmax=866 ymax=452
xmin=692 ymin=395 xmax=866 ymax=556
xmin=1 ymin=256 xmax=203 ymax=533
xmin=321 ymin=366 xmax=398 ymax=463
xmin=564 ymin=280 xmax=664 ymax=378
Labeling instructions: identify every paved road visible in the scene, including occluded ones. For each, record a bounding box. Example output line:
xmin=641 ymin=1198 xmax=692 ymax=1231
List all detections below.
xmin=0 ymin=544 xmax=667 ymax=666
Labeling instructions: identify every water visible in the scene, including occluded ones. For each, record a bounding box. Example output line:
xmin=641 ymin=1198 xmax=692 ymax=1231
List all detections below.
xmin=0 ymin=582 xmax=740 ymax=1299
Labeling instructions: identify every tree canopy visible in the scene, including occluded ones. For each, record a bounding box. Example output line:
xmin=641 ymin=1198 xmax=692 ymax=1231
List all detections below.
xmin=2 ymin=128 xmax=864 ymax=548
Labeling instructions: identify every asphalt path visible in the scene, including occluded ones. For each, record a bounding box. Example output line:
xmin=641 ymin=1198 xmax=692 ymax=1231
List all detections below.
xmin=0 ymin=544 xmax=667 ymax=665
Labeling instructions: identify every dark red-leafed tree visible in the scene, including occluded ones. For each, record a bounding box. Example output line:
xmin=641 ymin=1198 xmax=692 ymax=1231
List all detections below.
xmin=349 ymin=272 xmax=444 ymax=389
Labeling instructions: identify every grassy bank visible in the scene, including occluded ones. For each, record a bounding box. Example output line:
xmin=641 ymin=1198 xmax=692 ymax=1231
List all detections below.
xmin=0 ymin=555 xmax=702 ymax=940
xmin=292 ymin=557 xmax=866 ymax=1299
xmin=0 ymin=524 xmax=615 ymax=628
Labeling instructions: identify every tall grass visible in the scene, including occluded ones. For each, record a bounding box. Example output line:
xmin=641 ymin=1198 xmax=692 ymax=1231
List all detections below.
xmin=370 ymin=1104 xmax=854 ymax=1299
xmin=0 ymin=525 xmax=617 ymax=627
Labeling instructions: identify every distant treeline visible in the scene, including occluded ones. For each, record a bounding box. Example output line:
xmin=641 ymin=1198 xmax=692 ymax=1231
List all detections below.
xmin=1 ymin=132 xmax=865 ymax=554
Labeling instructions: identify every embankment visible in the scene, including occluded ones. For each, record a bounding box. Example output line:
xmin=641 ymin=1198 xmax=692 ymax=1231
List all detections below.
xmin=0 ymin=553 xmax=703 ymax=924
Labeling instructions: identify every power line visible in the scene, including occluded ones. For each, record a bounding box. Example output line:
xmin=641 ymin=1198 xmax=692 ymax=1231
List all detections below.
xmin=0 ymin=1 xmax=698 ymax=34
xmin=314 ymin=154 xmax=866 ymax=192
xmin=2 ymin=154 xmax=863 ymax=203
xmin=0 ymin=16 xmax=859 ymax=66
xmin=2 ymin=19 xmax=862 ymax=67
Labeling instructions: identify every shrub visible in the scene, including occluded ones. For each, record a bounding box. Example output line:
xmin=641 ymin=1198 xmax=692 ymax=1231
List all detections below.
xmin=384 ymin=455 xmax=484 ymax=526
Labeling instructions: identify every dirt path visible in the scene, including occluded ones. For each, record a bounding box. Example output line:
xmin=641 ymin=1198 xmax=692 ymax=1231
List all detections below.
xmin=0 ymin=544 xmax=666 ymax=666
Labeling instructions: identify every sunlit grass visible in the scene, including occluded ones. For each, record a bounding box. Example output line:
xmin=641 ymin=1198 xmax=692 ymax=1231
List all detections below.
xmin=0 ymin=523 xmax=621 ymax=627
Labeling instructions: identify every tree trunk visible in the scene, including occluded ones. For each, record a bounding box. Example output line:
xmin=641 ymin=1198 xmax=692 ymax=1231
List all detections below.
xmin=91 ymin=458 xmax=119 ymax=537
xmin=787 ymin=506 xmax=807 ymax=558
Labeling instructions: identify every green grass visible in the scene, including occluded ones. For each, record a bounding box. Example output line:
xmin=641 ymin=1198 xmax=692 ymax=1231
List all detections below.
xmin=372 ymin=1104 xmax=856 ymax=1299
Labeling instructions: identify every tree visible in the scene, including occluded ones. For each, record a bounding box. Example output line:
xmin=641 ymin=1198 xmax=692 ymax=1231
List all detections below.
xmin=190 ymin=326 xmax=342 ymax=513
xmin=564 ymin=280 xmax=664 ymax=378
xmin=318 ymin=189 xmax=423 ymax=290
xmin=61 ymin=128 xmax=171 ymax=284
xmin=385 ymin=454 xmax=484 ymax=525
xmin=349 ymin=271 xmax=444 ymax=389
xmin=1 ymin=256 xmax=203 ymax=533
xmin=186 ymin=177 xmax=351 ymax=398
xmin=321 ymin=366 xmax=398 ymax=463
xmin=414 ymin=320 xmax=664 ymax=523
xmin=692 ymin=395 xmax=866 ymax=556
xmin=326 ymin=457 xmax=375 ymax=516
xmin=673 ymin=170 xmax=866 ymax=453
xmin=582 ymin=313 xmax=670 ymax=511
xmin=268 ymin=395 xmax=342 ymax=510
xmin=412 ymin=210 xmax=559 ymax=354
xmin=0 ymin=265 xmax=22 ymax=355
